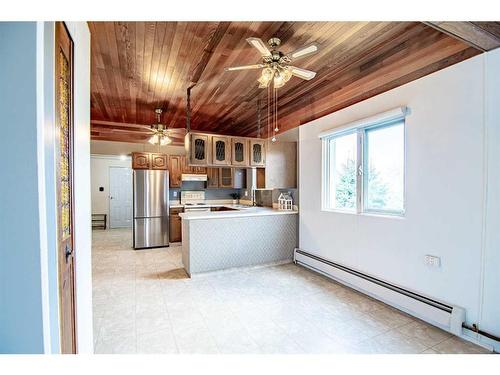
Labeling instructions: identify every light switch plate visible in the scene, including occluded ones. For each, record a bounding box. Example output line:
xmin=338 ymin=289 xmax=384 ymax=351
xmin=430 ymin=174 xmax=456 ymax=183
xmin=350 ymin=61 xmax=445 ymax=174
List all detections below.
xmin=173 ymin=191 xmax=178 ymax=197
xmin=425 ymin=254 xmax=441 ymax=267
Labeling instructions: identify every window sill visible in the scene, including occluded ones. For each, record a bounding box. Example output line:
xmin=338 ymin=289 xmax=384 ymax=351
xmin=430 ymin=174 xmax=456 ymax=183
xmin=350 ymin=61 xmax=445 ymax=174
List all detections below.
xmin=321 ymin=208 xmax=405 ymax=220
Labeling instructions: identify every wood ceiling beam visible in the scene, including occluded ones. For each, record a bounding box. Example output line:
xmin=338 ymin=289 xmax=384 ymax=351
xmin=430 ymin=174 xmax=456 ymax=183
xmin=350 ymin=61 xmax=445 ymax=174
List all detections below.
xmin=425 ymin=21 xmax=500 ymax=51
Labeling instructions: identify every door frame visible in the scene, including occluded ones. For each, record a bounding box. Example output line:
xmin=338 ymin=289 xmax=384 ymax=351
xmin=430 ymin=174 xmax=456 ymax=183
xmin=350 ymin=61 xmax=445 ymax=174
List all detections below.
xmin=108 ymin=166 xmax=133 ymax=229
xmin=55 ymin=21 xmax=77 ymax=354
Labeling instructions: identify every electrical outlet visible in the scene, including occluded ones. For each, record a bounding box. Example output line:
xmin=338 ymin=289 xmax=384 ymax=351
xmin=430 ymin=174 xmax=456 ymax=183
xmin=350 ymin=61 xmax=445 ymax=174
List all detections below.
xmin=424 ymin=254 xmax=441 ymax=268
xmin=244 ymin=190 xmax=248 ymax=197
xmin=173 ymin=191 xmax=178 ymax=197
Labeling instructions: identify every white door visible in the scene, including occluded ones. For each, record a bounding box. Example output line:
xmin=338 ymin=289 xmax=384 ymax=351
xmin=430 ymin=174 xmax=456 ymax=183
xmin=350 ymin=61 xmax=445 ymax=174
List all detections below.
xmin=109 ymin=167 xmax=133 ymax=228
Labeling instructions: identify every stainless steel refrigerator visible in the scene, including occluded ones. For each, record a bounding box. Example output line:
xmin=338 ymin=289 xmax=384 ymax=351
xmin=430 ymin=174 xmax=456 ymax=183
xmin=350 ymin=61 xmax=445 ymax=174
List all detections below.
xmin=133 ymin=169 xmax=169 ymax=249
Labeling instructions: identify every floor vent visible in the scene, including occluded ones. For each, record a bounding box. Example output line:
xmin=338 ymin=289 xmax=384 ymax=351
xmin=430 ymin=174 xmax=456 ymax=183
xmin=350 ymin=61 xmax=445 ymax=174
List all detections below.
xmin=294 ymin=248 xmax=465 ymax=335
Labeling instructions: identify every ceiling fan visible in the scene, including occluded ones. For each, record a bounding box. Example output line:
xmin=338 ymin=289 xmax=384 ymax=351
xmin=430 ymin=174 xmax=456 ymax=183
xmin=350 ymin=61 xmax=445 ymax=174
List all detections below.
xmin=224 ymin=37 xmax=319 ymax=88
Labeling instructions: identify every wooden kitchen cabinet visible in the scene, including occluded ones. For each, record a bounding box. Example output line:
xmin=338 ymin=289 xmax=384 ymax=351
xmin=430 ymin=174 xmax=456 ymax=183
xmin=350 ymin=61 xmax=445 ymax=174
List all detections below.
xmin=169 ymin=207 xmax=183 ymax=243
xmin=212 ymin=136 xmax=231 ymax=165
xmin=151 ymin=153 xmax=168 ymax=170
xmin=181 ymin=154 xmax=206 ymax=174
xmin=231 ymin=138 xmax=249 ymax=167
xmin=219 ymin=167 xmax=233 ymax=188
xmin=188 ymin=133 xmax=211 ymax=165
xmin=168 ymin=155 xmax=183 ymax=188
xmin=132 ymin=152 xmax=151 ymax=169
xmin=250 ymin=140 xmax=266 ymax=167
xmin=219 ymin=168 xmax=246 ymax=188
xmin=207 ymin=167 xmax=220 ymax=188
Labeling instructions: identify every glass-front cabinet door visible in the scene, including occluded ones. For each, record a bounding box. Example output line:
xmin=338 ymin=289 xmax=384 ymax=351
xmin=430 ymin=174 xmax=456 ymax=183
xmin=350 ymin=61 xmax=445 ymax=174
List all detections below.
xmin=231 ymin=138 xmax=249 ymax=167
xmin=212 ymin=136 xmax=231 ymax=165
xmin=189 ymin=133 xmax=211 ymax=165
xmin=250 ymin=139 xmax=266 ymax=167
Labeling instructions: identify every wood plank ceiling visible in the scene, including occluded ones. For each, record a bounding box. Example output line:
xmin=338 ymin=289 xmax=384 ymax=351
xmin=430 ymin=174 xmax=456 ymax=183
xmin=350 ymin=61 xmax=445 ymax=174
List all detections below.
xmin=89 ymin=21 xmax=483 ymax=144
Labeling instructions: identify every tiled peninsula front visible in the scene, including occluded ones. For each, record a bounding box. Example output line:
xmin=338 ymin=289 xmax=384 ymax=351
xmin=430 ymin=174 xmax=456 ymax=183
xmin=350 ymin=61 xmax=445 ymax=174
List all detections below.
xmin=180 ymin=208 xmax=298 ymax=276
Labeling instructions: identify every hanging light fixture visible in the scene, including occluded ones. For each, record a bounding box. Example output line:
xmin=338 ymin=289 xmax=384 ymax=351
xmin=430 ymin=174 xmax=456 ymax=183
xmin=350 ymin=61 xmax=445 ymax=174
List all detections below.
xmin=148 ymin=108 xmax=172 ymax=146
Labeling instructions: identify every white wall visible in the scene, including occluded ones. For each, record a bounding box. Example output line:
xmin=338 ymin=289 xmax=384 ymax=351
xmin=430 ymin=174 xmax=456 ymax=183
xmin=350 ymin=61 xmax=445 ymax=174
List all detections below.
xmin=265 ymin=141 xmax=297 ymax=188
xmin=480 ymin=48 xmax=500 ymax=344
xmin=0 ymin=22 xmax=45 ymax=354
xmin=91 ymin=155 xmax=132 ymax=227
xmin=299 ymin=53 xmax=499 ymax=350
xmin=91 ymin=140 xmax=185 ymax=156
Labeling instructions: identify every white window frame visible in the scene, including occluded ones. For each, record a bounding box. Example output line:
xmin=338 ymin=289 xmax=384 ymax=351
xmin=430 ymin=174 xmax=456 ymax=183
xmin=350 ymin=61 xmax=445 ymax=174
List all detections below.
xmin=320 ymin=107 xmax=407 ymax=217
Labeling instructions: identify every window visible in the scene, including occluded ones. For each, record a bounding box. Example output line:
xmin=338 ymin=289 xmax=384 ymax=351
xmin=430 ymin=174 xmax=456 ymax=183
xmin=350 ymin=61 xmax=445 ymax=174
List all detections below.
xmin=325 ymin=132 xmax=357 ymax=211
xmin=321 ymin=108 xmax=406 ymax=216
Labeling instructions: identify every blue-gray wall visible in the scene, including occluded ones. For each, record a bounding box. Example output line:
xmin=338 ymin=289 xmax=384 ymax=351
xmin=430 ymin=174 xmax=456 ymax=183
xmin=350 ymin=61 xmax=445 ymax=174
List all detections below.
xmin=0 ymin=22 xmax=45 ymax=353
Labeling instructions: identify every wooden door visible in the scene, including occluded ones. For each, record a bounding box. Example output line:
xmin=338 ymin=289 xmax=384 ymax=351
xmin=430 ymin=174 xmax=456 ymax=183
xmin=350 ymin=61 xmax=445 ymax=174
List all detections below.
xmin=132 ymin=152 xmax=151 ymax=169
xmin=55 ymin=22 xmax=77 ymax=354
xmin=207 ymin=167 xmax=220 ymax=188
xmin=250 ymin=140 xmax=266 ymax=167
xmin=168 ymin=155 xmax=182 ymax=187
xmin=212 ymin=136 xmax=231 ymax=165
xmin=232 ymin=138 xmax=249 ymax=166
xmin=109 ymin=167 xmax=133 ymax=228
xmin=151 ymin=153 xmax=167 ymax=170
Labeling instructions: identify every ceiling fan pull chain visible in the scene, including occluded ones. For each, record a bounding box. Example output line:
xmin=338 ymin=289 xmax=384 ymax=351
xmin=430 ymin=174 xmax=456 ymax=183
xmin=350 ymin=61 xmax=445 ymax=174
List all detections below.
xmin=257 ymin=99 xmax=261 ymax=138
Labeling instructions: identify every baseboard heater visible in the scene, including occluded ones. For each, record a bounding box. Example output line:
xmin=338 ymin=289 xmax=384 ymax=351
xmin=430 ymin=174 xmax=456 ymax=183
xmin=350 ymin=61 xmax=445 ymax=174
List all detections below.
xmin=294 ymin=248 xmax=465 ymax=335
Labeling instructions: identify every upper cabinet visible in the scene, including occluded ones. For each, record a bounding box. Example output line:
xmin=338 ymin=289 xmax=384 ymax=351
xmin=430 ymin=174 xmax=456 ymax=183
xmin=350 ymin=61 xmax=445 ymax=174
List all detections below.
xmin=132 ymin=152 xmax=151 ymax=169
xmin=168 ymin=155 xmax=183 ymax=188
xmin=250 ymin=140 xmax=266 ymax=167
xmin=188 ymin=133 xmax=211 ymax=165
xmin=132 ymin=152 xmax=168 ymax=170
xmin=212 ymin=136 xmax=231 ymax=165
xmin=186 ymin=132 xmax=265 ymax=167
xmin=151 ymin=153 xmax=168 ymax=170
xmin=231 ymin=138 xmax=249 ymax=167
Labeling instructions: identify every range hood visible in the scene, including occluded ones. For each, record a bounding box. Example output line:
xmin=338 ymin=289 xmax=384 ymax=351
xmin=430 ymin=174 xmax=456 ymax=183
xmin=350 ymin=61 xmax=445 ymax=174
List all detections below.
xmin=181 ymin=174 xmax=207 ymax=182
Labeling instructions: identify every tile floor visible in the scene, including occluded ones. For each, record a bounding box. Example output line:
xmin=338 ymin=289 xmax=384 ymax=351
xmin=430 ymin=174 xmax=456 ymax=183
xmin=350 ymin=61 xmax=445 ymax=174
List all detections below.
xmin=92 ymin=228 xmax=491 ymax=354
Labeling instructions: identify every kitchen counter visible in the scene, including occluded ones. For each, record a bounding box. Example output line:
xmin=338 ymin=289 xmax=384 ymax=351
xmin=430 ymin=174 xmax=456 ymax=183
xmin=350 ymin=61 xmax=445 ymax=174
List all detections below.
xmin=180 ymin=205 xmax=298 ymax=220
xmin=181 ymin=205 xmax=298 ymax=276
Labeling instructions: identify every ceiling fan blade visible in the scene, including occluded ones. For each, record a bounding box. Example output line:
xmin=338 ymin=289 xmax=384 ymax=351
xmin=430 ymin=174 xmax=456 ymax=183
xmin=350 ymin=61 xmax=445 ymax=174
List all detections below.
xmin=288 ymin=42 xmax=320 ymax=61
xmin=289 ymin=66 xmax=317 ymax=80
xmin=246 ymin=37 xmax=272 ymax=57
xmin=225 ymin=64 xmax=264 ymax=72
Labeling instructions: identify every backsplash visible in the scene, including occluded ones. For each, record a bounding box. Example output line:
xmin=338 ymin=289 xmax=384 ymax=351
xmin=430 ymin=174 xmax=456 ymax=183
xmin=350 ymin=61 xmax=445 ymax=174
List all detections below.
xmin=169 ymin=188 xmax=244 ymax=201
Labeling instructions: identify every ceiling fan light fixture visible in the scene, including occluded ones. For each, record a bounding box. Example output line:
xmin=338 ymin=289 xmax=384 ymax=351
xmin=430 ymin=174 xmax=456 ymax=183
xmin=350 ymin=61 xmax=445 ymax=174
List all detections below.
xmin=148 ymin=134 xmax=159 ymax=145
xmin=160 ymin=135 xmax=172 ymax=146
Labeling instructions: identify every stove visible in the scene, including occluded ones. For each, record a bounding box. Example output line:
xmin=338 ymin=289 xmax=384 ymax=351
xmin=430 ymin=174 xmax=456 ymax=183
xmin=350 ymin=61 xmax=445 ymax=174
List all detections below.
xmin=181 ymin=191 xmax=211 ymax=212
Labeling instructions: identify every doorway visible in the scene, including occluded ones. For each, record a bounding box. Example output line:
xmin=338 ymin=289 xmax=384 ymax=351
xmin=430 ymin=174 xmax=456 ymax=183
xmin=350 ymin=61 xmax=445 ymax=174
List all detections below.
xmin=109 ymin=166 xmax=133 ymax=228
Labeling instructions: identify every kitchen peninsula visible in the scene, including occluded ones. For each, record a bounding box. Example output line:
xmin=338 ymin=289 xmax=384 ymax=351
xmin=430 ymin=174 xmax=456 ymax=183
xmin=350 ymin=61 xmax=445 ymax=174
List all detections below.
xmin=180 ymin=206 xmax=298 ymax=276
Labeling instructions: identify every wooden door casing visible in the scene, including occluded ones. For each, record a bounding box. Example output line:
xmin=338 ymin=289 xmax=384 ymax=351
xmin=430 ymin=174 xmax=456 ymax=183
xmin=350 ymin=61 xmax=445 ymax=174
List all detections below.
xmin=55 ymin=21 xmax=77 ymax=354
